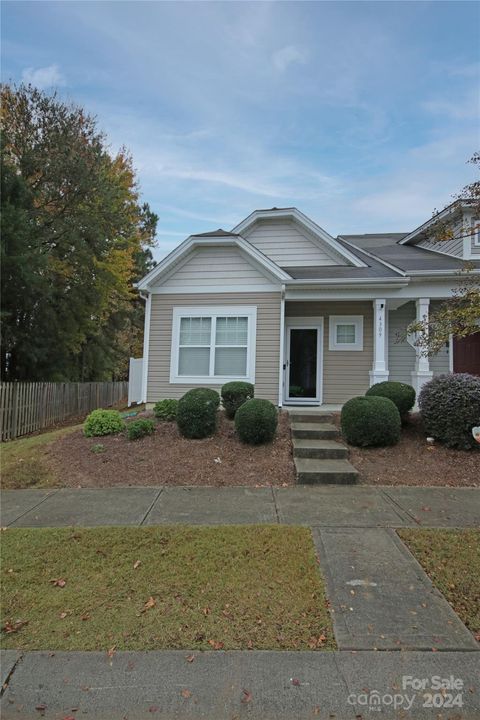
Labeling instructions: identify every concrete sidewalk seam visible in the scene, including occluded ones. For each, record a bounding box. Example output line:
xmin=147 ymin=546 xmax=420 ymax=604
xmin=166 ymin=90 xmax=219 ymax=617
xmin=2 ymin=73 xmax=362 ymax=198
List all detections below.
xmin=5 ymin=489 xmax=60 ymax=527
xmin=379 ymin=488 xmax=420 ymax=525
xmin=270 ymin=486 xmax=280 ymax=524
xmin=0 ymin=652 xmax=23 ymax=697
xmin=139 ymin=487 xmax=165 ymax=526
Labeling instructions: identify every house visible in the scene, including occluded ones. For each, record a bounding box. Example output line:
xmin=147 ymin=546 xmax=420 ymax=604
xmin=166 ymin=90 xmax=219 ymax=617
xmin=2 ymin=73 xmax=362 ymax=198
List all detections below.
xmin=133 ymin=201 xmax=480 ymax=408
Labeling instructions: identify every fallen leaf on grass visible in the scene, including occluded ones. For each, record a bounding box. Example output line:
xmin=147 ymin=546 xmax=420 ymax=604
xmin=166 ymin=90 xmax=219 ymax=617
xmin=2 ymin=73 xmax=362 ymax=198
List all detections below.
xmin=133 ymin=560 xmax=141 ymax=569
xmin=208 ymin=639 xmax=224 ymax=650
xmin=3 ymin=619 xmax=28 ymax=634
xmin=50 ymin=578 xmax=66 ymax=588
xmin=141 ymin=596 xmax=156 ymax=612
xmin=59 ymin=612 xmax=68 ymax=620
xmin=181 ymin=689 xmax=192 ymax=699
xmin=241 ymin=689 xmax=252 ymax=704
xmin=107 ymin=645 xmax=116 ymax=658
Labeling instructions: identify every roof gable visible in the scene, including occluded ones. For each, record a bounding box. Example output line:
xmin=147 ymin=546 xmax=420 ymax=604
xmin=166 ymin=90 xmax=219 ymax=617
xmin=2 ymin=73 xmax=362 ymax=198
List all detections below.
xmin=232 ymin=208 xmax=367 ymax=268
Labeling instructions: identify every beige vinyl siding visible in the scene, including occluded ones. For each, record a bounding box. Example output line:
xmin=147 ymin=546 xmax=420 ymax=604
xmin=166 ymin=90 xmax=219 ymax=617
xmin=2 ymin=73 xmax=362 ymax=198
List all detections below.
xmin=152 ymin=246 xmax=276 ymax=290
xmin=388 ymin=301 xmax=450 ymax=383
xmin=147 ymin=292 xmax=281 ymax=403
xmin=285 ymin=301 xmax=373 ymax=404
xmin=244 ymin=219 xmax=347 ymax=267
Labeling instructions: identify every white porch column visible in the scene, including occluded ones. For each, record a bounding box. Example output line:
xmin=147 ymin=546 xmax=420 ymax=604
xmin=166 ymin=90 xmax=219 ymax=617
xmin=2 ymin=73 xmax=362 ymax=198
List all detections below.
xmin=369 ymin=299 xmax=389 ymax=386
xmin=411 ymin=297 xmax=433 ymax=398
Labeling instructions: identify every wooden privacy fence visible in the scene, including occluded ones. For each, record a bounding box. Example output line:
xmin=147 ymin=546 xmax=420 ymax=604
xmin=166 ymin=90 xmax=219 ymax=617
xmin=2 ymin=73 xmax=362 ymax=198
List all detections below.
xmin=0 ymin=381 xmax=129 ymax=441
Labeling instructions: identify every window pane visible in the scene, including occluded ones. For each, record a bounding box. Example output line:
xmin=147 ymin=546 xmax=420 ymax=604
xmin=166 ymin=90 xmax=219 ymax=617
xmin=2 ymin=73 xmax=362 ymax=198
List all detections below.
xmin=214 ymin=347 xmax=247 ymax=376
xmin=336 ymin=324 xmax=356 ymax=344
xmin=180 ymin=317 xmax=211 ymax=346
xmin=178 ymin=347 xmax=210 ymax=375
xmin=216 ymin=317 xmax=248 ymax=346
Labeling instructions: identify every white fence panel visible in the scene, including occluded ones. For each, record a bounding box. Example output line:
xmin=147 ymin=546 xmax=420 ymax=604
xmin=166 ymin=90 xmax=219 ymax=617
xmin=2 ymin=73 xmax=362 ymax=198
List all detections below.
xmin=128 ymin=358 xmax=144 ymax=406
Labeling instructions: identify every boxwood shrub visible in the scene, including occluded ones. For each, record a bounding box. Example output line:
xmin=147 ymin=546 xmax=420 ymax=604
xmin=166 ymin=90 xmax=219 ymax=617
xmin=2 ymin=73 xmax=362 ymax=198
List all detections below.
xmin=84 ymin=409 xmax=125 ymax=438
xmin=221 ymin=381 xmax=254 ymax=419
xmin=153 ymin=399 xmax=178 ymax=421
xmin=235 ymin=398 xmax=278 ymax=445
xmin=341 ymin=396 xmax=401 ymax=447
xmin=366 ymin=381 xmax=416 ymax=419
xmin=418 ymin=373 xmax=480 ymax=450
xmin=126 ymin=418 xmax=156 ymax=441
xmin=176 ymin=388 xmax=219 ymax=439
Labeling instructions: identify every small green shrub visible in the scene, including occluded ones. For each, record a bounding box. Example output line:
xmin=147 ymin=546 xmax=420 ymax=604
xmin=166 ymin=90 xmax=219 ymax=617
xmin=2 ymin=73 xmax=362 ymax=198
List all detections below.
xmin=90 ymin=443 xmax=106 ymax=454
xmin=153 ymin=399 xmax=178 ymax=421
xmin=235 ymin=398 xmax=278 ymax=445
xmin=366 ymin=381 xmax=416 ymax=419
xmin=341 ymin=396 xmax=401 ymax=447
xmin=84 ymin=409 xmax=125 ymax=438
xmin=419 ymin=373 xmax=480 ymax=450
xmin=126 ymin=418 xmax=156 ymax=441
xmin=176 ymin=388 xmax=219 ymax=439
xmin=221 ymin=381 xmax=254 ymax=419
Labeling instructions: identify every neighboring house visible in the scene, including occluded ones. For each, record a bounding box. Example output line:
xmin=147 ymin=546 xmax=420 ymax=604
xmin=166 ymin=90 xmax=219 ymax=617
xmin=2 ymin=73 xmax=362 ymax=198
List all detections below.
xmin=134 ymin=201 xmax=480 ymax=408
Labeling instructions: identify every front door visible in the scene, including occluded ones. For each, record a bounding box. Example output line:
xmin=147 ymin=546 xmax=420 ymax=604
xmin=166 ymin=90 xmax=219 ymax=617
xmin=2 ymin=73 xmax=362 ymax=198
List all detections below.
xmin=285 ymin=321 xmax=322 ymax=404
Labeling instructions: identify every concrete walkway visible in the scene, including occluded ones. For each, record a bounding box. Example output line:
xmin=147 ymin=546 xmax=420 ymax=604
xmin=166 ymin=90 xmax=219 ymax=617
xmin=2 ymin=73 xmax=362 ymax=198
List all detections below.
xmin=1 ymin=649 xmax=480 ymax=719
xmin=1 ymin=485 xmax=479 ymax=528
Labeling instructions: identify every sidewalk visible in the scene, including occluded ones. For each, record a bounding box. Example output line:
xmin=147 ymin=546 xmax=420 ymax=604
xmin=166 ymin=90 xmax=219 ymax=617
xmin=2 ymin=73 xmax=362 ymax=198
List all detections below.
xmin=1 ymin=485 xmax=479 ymax=528
xmin=1 ymin=649 xmax=480 ymax=719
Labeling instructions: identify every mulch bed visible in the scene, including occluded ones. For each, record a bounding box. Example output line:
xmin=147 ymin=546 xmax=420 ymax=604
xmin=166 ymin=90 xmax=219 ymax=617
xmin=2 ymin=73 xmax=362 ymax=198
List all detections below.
xmin=46 ymin=412 xmax=295 ymax=488
xmin=334 ymin=414 xmax=480 ymax=487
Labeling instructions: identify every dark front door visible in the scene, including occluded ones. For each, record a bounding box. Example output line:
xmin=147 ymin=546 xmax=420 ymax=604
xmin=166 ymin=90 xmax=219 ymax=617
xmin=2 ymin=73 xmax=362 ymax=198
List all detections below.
xmin=287 ymin=327 xmax=319 ymax=401
xmin=453 ymin=333 xmax=480 ymax=375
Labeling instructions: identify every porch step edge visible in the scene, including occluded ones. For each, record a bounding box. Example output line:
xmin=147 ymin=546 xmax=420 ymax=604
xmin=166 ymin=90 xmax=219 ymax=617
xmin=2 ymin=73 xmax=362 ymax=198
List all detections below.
xmin=292 ymin=438 xmax=348 ymax=459
xmin=294 ymin=457 xmax=359 ymax=485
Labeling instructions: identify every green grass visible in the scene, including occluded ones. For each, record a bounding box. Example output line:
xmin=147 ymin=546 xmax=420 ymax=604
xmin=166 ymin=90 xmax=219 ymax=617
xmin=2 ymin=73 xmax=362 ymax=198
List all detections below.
xmin=398 ymin=529 xmax=480 ymax=636
xmin=1 ymin=525 xmax=335 ymax=651
xmin=0 ymin=425 xmax=78 ymax=489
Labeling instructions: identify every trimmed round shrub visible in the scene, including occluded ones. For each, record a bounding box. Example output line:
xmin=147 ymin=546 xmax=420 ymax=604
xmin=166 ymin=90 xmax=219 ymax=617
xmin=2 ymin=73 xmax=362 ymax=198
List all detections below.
xmin=176 ymin=388 xmax=219 ymax=439
xmin=221 ymin=381 xmax=254 ymax=419
xmin=341 ymin=396 xmax=401 ymax=447
xmin=84 ymin=409 xmax=125 ymax=438
xmin=235 ymin=398 xmax=278 ymax=445
xmin=126 ymin=418 xmax=155 ymax=441
xmin=366 ymin=381 xmax=416 ymax=419
xmin=153 ymin=399 xmax=178 ymax=421
xmin=418 ymin=373 xmax=480 ymax=450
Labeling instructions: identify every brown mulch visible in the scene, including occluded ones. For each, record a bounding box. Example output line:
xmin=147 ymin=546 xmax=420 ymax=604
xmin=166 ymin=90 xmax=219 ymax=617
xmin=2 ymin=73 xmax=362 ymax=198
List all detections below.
xmin=46 ymin=412 xmax=295 ymax=488
xmin=333 ymin=414 xmax=480 ymax=487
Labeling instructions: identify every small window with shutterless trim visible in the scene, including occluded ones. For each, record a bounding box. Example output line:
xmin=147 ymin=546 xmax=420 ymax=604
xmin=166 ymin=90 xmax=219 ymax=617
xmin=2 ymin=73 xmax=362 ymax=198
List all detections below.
xmin=329 ymin=315 xmax=363 ymax=351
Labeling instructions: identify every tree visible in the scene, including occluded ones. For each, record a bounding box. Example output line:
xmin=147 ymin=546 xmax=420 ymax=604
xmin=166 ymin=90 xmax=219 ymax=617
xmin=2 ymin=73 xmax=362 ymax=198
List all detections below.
xmin=1 ymin=84 xmax=157 ymax=380
xmin=406 ymin=152 xmax=480 ymax=355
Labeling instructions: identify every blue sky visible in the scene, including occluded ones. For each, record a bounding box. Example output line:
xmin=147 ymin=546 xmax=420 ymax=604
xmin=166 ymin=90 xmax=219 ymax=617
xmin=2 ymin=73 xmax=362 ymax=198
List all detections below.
xmin=2 ymin=1 xmax=479 ymax=261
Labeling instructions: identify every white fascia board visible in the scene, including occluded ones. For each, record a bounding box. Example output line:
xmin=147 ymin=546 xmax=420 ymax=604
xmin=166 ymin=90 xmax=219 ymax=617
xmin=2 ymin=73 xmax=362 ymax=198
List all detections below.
xmin=407 ymin=268 xmax=480 ymax=277
xmin=399 ymin=201 xmax=469 ymax=245
xmin=136 ymin=235 xmax=290 ymax=290
xmin=232 ymin=208 xmax=367 ymax=268
xmin=338 ymin=236 xmax=406 ymax=276
xmin=285 ymin=277 xmax=409 ymax=288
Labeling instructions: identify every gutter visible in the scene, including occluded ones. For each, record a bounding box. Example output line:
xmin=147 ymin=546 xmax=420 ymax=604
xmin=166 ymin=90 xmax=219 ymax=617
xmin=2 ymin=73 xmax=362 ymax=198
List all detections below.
xmin=284 ymin=276 xmax=409 ymax=287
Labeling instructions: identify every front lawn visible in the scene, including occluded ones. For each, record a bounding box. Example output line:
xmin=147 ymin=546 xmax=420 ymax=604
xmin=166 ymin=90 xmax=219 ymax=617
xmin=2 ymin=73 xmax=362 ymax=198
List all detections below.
xmin=398 ymin=529 xmax=480 ymax=636
xmin=3 ymin=411 xmax=294 ymax=488
xmin=339 ymin=414 xmax=480 ymax=487
xmin=1 ymin=525 xmax=334 ymax=651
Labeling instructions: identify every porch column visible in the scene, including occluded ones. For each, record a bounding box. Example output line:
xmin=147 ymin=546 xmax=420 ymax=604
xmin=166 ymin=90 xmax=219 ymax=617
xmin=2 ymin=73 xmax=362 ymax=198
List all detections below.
xmin=411 ymin=297 xmax=433 ymax=398
xmin=369 ymin=299 xmax=389 ymax=386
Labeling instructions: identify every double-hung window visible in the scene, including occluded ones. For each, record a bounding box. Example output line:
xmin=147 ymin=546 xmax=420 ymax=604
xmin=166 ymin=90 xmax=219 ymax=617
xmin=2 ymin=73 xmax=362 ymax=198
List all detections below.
xmin=170 ymin=306 xmax=257 ymax=383
xmin=329 ymin=315 xmax=364 ymax=351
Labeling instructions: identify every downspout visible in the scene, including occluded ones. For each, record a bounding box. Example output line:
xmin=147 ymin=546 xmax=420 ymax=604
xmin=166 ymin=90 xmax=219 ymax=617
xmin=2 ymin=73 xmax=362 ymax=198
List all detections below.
xmin=140 ymin=291 xmax=151 ymax=405
xmin=278 ymin=284 xmax=286 ymax=407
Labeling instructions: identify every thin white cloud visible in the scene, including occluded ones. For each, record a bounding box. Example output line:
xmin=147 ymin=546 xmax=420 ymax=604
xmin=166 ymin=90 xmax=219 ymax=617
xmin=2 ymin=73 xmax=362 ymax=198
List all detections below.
xmin=272 ymin=45 xmax=307 ymax=73
xmin=21 ymin=64 xmax=65 ymax=89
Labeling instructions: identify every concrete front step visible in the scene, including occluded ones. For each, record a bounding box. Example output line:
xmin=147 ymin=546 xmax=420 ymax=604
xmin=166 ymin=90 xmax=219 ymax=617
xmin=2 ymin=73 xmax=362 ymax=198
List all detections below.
xmin=294 ymin=457 xmax=359 ymax=485
xmin=287 ymin=411 xmax=333 ymax=424
xmin=291 ymin=421 xmax=339 ymax=440
xmin=293 ymin=437 xmax=348 ymax=459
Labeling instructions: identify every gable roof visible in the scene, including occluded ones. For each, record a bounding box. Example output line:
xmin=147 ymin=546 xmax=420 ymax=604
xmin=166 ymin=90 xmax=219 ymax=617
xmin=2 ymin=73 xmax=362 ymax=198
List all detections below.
xmin=136 ymin=233 xmax=291 ymax=291
xmin=399 ymin=199 xmax=476 ymax=245
xmin=231 ymin=207 xmax=367 ymax=268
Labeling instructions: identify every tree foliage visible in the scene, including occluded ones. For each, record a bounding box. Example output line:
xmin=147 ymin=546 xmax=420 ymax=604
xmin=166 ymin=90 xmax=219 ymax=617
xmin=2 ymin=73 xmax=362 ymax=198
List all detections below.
xmin=407 ymin=152 xmax=480 ymax=355
xmin=1 ymin=84 xmax=157 ymax=380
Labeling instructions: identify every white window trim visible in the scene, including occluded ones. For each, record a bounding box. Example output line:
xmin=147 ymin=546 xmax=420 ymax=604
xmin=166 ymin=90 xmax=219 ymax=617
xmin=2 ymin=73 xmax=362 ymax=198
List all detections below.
xmin=329 ymin=315 xmax=364 ymax=351
xmin=474 ymin=224 xmax=480 ymax=247
xmin=170 ymin=306 xmax=257 ymax=384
